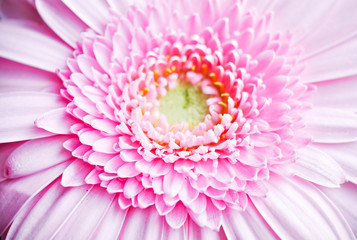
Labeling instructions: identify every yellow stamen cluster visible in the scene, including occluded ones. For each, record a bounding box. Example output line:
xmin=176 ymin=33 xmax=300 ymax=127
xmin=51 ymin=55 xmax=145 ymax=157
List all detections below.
xmin=136 ymin=54 xmax=237 ymax=150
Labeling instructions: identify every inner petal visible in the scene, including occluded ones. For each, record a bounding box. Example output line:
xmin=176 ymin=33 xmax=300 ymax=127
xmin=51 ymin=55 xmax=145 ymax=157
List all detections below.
xmin=159 ymin=81 xmax=208 ymax=126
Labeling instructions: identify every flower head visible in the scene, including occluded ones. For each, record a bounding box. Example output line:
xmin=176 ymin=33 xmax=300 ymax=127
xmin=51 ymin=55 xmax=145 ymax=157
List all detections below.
xmin=1 ymin=0 xmax=357 ymax=239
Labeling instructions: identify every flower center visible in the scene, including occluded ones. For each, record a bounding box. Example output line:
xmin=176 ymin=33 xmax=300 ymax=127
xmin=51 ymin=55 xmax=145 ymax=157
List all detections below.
xmin=57 ymin=3 xmax=315 ymax=230
xmin=159 ymin=81 xmax=208 ymax=126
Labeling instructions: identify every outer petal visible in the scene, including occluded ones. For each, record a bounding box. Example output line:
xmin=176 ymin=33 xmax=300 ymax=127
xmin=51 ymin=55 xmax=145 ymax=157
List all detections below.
xmin=0 ymin=20 xmax=71 ymax=72
xmin=61 ymin=159 xmax=93 ymax=187
xmin=294 ymin=145 xmax=346 ymax=187
xmin=222 ymin=201 xmax=278 ymax=240
xmin=300 ymin=0 xmax=357 ymax=62
xmin=304 ymin=107 xmax=357 ymax=143
xmin=90 ymin=198 xmax=128 ymax=239
xmin=162 ymin=219 xmax=185 ymax=240
xmin=320 ymin=183 xmax=357 ymax=237
xmin=0 ymin=0 xmax=42 ymax=23
xmin=165 ymin=202 xmax=188 ymax=229
xmin=118 ymin=206 xmax=164 ymax=240
xmin=0 ymin=92 xmax=67 ymax=143
xmin=242 ymin=0 xmax=270 ymax=15
xmin=106 ymin=0 xmax=132 ymax=15
xmin=251 ymin=175 xmax=355 ymax=240
xmin=50 ymin=186 xmax=115 ymax=239
xmin=0 ymin=162 xmax=70 ymax=234
xmin=0 ymin=58 xmax=62 ymax=93
xmin=35 ymin=0 xmax=88 ymax=48
xmin=307 ymin=75 xmax=357 ymax=111
xmin=35 ymin=108 xmax=78 ymax=135
xmin=5 ymin=179 xmax=92 ymax=239
xmin=266 ymin=0 xmax=336 ymax=42
xmin=0 ymin=142 xmax=24 ymax=181
xmin=62 ymin=0 xmax=110 ymax=34
xmin=188 ymin=217 xmax=227 ymax=240
xmin=301 ymin=35 xmax=357 ymax=83
xmin=313 ymin=142 xmax=357 ymax=184
xmin=2 ymin=136 xmax=71 ymax=179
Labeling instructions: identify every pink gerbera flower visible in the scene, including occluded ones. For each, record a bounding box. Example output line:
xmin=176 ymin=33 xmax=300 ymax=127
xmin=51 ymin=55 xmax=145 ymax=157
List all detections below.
xmin=1 ymin=0 xmax=357 ymax=239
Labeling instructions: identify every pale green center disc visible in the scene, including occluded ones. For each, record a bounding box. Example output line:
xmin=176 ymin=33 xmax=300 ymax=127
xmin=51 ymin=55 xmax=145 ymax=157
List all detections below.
xmin=159 ymin=82 xmax=208 ymax=126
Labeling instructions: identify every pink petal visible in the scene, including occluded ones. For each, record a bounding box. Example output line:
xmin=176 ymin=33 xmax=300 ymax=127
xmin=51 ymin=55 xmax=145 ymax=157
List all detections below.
xmin=123 ymin=178 xmax=143 ymax=199
xmin=78 ymin=129 xmax=103 ymax=146
xmin=222 ymin=200 xmax=278 ymax=240
xmin=50 ymin=186 xmax=114 ymax=239
xmin=0 ymin=0 xmax=42 ymax=23
xmin=137 ymin=189 xmax=156 ymax=208
xmin=155 ymin=194 xmax=175 ymax=215
xmin=205 ymin=199 xmax=222 ymax=231
xmin=118 ymin=193 xmax=131 ymax=209
xmin=3 ymin=136 xmax=71 ymax=179
xmin=72 ymin=145 xmax=91 ymax=159
xmin=90 ymin=198 xmax=128 ymax=239
xmin=117 ymin=163 xmax=140 ymax=178
xmin=178 ymin=179 xmax=199 ymax=205
xmin=301 ymin=34 xmax=357 ymax=82
xmin=245 ymin=181 xmax=268 ymax=197
xmin=0 ymin=92 xmax=66 ymax=143
xmin=119 ymin=206 xmax=164 ymax=240
xmin=152 ymin=177 xmax=164 ymax=195
xmin=304 ymin=107 xmax=357 ymax=143
xmin=35 ymin=108 xmax=77 ymax=134
xmin=313 ymin=142 xmax=357 ymax=184
xmin=135 ymin=159 xmax=153 ymax=174
xmin=243 ymin=0 xmax=270 ymax=14
xmin=0 ymin=161 xmax=69 ymax=234
xmin=321 ymin=182 xmax=357 ymax=237
xmin=308 ymin=75 xmax=357 ymax=111
xmin=251 ymin=175 xmax=355 ymax=239
xmin=300 ymin=0 xmax=357 ymax=65
xmin=62 ymin=0 xmax=110 ymax=34
xmin=87 ymin=151 xmax=113 ymax=166
xmin=92 ymin=137 xmax=118 ymax=154
xmin=165 ymin=202 xmax=188 ymax=229
xmin=61 ymin=159 xmax=93 ymax=187
xmin=237 ymin=28 xmax=254 ymax=51
xmin=5 ymin=179 xmax=92 ymax=239
xmin=215 ymin=160 xmax=235 ymax=184
xmin=0 ymin=58 xmax=62 ymax=93
xmin=148 ymin=5 xmax=167 ymax=35
xmin=162 ymin=218 xmax=185 ymax=239
xmin=163 ymin=170 xmax=184 ymax=197
xmin=150 ymin=160 xmax=172 ymax=177
xmin=73 ymin=96 xmax=101 ymax=116
xmin=120 ymin=149 xmax=141 ymax=162
xmin=106 ymin=179 xmax=124 ymax=193
xmin=251 ymin=50 xmax=275 ymax=75
xmin=119 ymin=135 xmax=139 ymax=150
xmin=187 ymin=217 xmax=225 ymax=240
xmin=85 ymin=168 xmax=101 ymax=184
xmin=250 ymin=132 xmax=281 ymax=147
xmin=187 ymin=193 xmax=207 ymax=215
xmin=106 ymin=0 xmax=131 ymax=15
xmin=62 ymin=137 xmax=80 ymax=151
xmin=93 ymin=42 xmax=112 ymax=72
xmin=112 ymin=33 xmax=130 ymax=62
xmin=91 ymin=118 xmax=117 ymax=134
xmin=0 ymin=142 xmax=24 ymax=181
xmin=35 ymin=0 xmax=88 ymax=48
xmin=267 ymin=0 xmax=335 ymax=41
xmin=237 ymin=148 xmax=267 ymax=167
xmin=104 ymin=155 xmax=124 ymax=173
xmin=294 ymin=146 xmax=346 ymax=187
xmin=0 ymin=20 xmax=71 ymax=72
